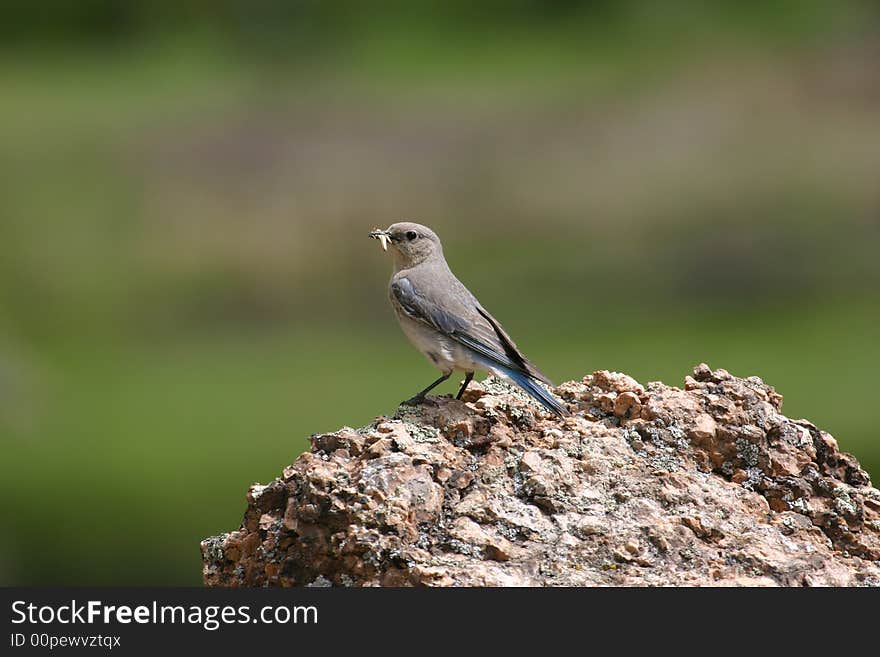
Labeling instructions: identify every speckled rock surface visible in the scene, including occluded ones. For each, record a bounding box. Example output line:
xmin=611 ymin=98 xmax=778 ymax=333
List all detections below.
xmin=201 ymin=365 xmax=880 ymax=587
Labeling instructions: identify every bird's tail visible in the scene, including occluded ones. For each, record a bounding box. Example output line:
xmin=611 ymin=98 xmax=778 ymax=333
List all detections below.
xmin=500 ymin=368 xmax=570 ymax=418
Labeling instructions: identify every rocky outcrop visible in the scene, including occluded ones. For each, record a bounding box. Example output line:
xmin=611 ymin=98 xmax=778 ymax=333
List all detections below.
xmin=201 ymin=365 xmax=880 ymax=586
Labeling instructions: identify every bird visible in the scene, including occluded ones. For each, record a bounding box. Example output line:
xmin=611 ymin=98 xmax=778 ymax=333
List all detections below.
xmin=369 ymin=222 xmax=569 ymax=417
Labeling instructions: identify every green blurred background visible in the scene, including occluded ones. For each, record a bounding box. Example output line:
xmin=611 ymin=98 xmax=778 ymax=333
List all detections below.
xmin=1 ymin=1 xmax=879 ymax=585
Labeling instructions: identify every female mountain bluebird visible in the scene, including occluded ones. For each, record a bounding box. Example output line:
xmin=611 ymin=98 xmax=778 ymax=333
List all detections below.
xmin=369 ymin=222 xmax=569 ymax=417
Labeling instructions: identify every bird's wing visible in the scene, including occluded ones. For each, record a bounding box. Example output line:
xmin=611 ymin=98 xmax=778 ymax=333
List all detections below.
xmin=391 ymin=276 xmax=552 ymax=384
xmin=473 ymin=304 xmax=552 ymax=385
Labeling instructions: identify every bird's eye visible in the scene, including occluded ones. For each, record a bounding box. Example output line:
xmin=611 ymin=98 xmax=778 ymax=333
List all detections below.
xmin=405 ymin=230 xmax=418 ymax=241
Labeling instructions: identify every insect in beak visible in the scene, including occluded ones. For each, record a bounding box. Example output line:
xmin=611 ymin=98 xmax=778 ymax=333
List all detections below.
xmin=369 ymin=229 xmax=390 ymax=251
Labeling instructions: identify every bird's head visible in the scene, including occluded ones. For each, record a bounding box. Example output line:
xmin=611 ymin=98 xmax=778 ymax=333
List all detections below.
xmin=369 ymin=222 xmax=442 ymax=268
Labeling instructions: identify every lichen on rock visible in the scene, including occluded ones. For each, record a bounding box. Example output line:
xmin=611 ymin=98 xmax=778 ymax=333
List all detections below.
xmin=201 ymin=364 xmax=880 ymax=587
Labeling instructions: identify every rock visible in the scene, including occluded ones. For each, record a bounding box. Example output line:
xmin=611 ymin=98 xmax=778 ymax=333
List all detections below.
xmin=201 ymin=366 xmax=880 ymax=587
xmin=449 ymin=517 xmax=513 ymax=562
xmin=592 ymin=370 xmax=646 ymax=396
xmin=614 ymin=391 xmax=642 ymax=421
xmin=689 ymin=414 xmax=717 ymax=441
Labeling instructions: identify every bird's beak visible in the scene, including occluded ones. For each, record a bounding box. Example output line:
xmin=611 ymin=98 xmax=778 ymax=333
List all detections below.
xmin=369 ymin=229 xmax=390 ymax=252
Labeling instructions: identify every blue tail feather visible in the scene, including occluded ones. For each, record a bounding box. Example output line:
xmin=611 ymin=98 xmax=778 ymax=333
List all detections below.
xmin=500 ymin=367 xmax=569 ymax=417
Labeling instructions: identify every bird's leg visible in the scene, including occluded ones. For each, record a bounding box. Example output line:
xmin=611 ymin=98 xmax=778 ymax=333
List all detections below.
xmin=402 ymin=372 xmax=451 ymax=406
xmin=456 ymin=372 xmax=474 ymax=400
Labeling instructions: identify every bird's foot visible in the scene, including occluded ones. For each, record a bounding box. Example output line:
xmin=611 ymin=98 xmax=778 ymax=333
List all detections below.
xmin=400 ymin=394 xmax=427 ymax=407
